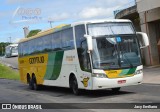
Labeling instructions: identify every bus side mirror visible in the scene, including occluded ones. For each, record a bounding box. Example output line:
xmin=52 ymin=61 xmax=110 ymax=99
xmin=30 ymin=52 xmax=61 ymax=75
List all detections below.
xmin=84 ymin=34 xmax=93 ymax=52
xmin=136 ymin=32 xmax=149 ymax=49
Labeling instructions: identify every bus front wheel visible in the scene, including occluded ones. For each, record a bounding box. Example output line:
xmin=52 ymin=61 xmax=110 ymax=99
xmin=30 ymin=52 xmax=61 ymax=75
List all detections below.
xmin=70 ymin=75 xmax=79 ymax=95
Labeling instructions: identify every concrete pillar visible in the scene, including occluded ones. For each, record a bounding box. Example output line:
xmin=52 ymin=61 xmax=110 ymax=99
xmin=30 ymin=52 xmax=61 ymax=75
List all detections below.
xmin=139 ymin=7 xmax=160 ymax=65
xmin=140 ymin=24 xmax=151 ymax=65
xmin=148 ymin=22 xmax=159 ymax=65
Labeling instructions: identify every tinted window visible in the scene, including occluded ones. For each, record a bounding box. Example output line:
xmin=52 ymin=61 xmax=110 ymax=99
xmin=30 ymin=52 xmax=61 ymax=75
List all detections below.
xmin=75 ymin=25 xmax=86 ymax=48
xmin=19 ymin=27 xmax=74 ymax=57
xmin=36 ymin=38 xmax=43 ymax=53
xmin=51 ymin=32 xmax=62 ymax=50
xmin=61 ymin=28 xmax=74 ymax=49
xmin=18 ymin=43 xmax=22 ymax=56
xmin=23 ymin=42 xmax=28 ymax=56
xmin=42 ymin=34 xmax=52 ymax=52
xmin=28 ymin=39 xmax=35 ymax=54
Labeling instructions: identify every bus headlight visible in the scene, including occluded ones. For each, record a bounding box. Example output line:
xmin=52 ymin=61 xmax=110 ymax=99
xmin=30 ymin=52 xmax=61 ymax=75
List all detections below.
xmin=134 ymin=69 xmax=143 ymax=75
xmin=92 ymin=73 xmax=107 ymax=78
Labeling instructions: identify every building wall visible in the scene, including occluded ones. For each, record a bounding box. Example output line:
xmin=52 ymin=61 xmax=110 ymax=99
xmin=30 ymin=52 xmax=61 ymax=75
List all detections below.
xmin=115 ymin=5 xmax=141 ymax=32
xmin=137 ymin=0 xmax=160 ymax=13
xmin=136 ymin=0 xmax=160 ymax=65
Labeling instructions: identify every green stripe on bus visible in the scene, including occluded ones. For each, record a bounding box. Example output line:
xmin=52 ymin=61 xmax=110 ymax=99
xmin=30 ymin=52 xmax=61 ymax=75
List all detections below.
xmin=119 ymin=69 xmax=130 ymax=76
xmin=44 ymin=51 xmax=64 ymax=80
xmin=127 ymin=68 xmax=136 ymax=74
xmin=119 ymin=68 xmax=136 ymax=76
xmin=44 ymin=53 xmax=56 ymax=79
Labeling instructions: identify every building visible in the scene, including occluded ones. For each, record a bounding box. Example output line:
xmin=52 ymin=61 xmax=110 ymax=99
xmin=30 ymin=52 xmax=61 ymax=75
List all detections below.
xmin=115 ymin=0 xmax=160 ymax=66
xmin=114 ymin=1 xmax=141 ymax=32
xmin=136 ymin=0 xmax=160 ymax=66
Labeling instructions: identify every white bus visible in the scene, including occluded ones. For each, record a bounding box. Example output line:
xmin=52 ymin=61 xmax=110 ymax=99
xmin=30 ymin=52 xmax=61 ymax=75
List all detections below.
xmin=5 ymin=44 xmax=18 ymax=58
xmin=18 ymin=19 xmax=149 ymax=95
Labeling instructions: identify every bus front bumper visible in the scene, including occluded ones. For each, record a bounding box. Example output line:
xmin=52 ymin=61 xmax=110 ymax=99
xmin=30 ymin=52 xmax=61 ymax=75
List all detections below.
xmin=92 ymin=73 xmax=143 ymax=90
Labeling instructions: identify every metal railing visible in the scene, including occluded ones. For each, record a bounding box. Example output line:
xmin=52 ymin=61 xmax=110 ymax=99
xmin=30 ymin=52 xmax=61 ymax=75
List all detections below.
xmin=114 ymin=0 xmax=136 ymax=17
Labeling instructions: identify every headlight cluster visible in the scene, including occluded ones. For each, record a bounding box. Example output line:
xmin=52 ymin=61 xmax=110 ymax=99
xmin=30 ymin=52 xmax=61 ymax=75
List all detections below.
xmin=92 ymin=73 xmax=107 ymax=78
xmin=134 ymin=69 xmax=143 ymax=75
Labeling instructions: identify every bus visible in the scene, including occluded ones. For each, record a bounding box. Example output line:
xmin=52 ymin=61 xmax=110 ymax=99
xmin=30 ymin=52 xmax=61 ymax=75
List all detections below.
xmin=5 ymin=44 xmax=18 ymax=58
xmin=18 ymin=19 xmax=149 ymax=95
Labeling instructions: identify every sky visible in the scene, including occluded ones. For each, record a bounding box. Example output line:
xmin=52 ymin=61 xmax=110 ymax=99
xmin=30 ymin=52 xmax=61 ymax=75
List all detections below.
xmin=0 ymin=0 xmax=135 ymax=43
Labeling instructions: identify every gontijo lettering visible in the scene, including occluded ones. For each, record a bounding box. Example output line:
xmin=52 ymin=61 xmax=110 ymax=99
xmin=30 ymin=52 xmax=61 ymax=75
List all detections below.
xmin=29 ymin=56 xmax=44 ymax=64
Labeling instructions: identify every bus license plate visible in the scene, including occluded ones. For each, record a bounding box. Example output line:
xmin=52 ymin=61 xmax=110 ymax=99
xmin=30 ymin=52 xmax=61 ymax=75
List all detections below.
xmin=118 ymin=80 xmax=126 ymax=84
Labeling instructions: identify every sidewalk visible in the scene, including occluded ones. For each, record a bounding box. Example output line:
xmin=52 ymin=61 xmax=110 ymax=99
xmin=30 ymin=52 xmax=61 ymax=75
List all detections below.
xmin=143 ymin=65 xmax=160 ymax=84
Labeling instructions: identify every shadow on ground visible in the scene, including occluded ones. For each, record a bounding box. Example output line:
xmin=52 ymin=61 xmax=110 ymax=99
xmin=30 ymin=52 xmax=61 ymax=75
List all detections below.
xmin=23 ymin=85 xmax=135 ymax=98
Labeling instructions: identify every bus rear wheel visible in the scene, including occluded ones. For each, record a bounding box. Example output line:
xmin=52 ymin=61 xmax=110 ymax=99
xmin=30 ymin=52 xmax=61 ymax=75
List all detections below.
xmin=70 ymin=76 xmax=79 ymax=95
xmin=29 ymin=79 xmax=34 ymax=90
xmin=27 ymin=75 xmax=34 ymax=90
xmin=32 ymin=76 xmax=40 ymax=91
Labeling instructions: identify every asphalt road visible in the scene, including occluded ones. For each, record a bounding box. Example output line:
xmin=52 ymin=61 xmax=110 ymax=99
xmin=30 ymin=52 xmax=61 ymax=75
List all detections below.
xmin=0 ymin=79 xmax=160 ymax=112
xmin=0 ymin=56 xmax=18 ymax=69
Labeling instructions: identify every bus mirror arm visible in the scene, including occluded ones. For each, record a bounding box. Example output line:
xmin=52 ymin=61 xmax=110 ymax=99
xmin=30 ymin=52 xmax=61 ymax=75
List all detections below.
xmin=136 ymin=32 xmax=149 ymax=49
xmin=84 ymin=34 xmax=93 ymax=52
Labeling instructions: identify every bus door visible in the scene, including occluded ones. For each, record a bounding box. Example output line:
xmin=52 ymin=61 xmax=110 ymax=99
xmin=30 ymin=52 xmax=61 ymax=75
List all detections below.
xmin=79 ymin=40 xmax=92 ymax=89
xmin=75 ymin=25 xmax=92 ymax=89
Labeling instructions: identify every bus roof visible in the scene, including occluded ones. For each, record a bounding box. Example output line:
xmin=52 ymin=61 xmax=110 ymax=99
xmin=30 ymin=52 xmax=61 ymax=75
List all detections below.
xmin=18 ymin=19 xmax=132 ymax=43
xmin=71 ymin=19 xmax=132 ymax=26
xmin=18 ymin=24 xmax=71 ymax=43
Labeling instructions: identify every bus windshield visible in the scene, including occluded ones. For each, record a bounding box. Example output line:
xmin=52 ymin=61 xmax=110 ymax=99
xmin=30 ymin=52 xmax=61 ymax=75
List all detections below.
xmin=87 ymin=22 xmax=141 ymax=69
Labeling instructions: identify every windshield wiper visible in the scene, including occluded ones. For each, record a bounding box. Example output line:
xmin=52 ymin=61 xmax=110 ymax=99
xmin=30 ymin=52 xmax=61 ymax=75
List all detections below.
xmin=116 ymin=34 xmax=134 ymax=68
xmin=122 ymin=52 xmax=134 ymax=68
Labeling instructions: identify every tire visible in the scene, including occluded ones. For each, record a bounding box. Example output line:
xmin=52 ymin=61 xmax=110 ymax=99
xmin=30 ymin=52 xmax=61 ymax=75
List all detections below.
xmin=71 ymin=76 xmax=80 ymax=95
xmin=112 ymin=87 xmax=121 ymax=93
xmin=29 ymin=79 xmax=34 ymax=90
xmin=32 ymin=76 xmax=40 ymax=91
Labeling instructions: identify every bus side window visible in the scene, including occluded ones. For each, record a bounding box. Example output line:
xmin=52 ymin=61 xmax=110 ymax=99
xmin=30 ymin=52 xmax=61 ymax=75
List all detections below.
xmin=61 ymin=28 xmax=74 ymax=50
xmin=37 ymin=38 xmax=43 ymax=52
xmin=28 ymin=40 xmax=35 ymax=55
xmin=52 ymin=32 xmax=62 ymax=51
xmin=42 ymin=35 xmax=52 ymax=52
xmin=18 ymin=44 xmax=21 ymax=57
xmin=23 ymin=42 xmax=28 ymax=56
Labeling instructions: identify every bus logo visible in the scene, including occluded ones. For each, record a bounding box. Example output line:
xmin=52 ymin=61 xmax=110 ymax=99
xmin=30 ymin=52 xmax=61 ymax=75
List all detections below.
xmin=2 ymin=104 xmax=11 ymax=109
xmin=81 ymin=77 xmax=89 ymax=87
xmin=29 ymin=56 xmax=44 ymax=64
